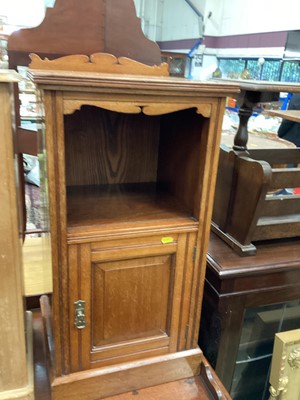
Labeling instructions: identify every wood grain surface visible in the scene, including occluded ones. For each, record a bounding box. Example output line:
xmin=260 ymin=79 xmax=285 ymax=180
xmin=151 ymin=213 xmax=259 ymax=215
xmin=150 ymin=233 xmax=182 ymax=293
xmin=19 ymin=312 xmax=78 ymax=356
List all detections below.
xmin=0 ymin=75 xmax=31 ymax=396
xmin=29 ymin=56 xmax=237 ymax=398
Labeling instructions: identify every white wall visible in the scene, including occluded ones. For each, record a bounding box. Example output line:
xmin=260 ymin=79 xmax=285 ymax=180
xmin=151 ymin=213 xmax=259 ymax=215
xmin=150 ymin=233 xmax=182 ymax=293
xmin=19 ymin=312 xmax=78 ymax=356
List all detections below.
xmin=133 ymin=0 xmax=203 ymax=41
xmin=2 ymin=0 xmax=300 ymax=38
xmin=133 ymin=0 xmax=162 ymax=41
xmin=134 ymin=0 xmax=300 ymax=43
xmin=202 ymin=0 xmax=223 ymax=36
xmin=204 ymin=0 xmax=300 ymax=36
xmin=0 ymin=0 xmax=45 ymax=28
xmin=160 ymin=0 xmax=203 ymax=41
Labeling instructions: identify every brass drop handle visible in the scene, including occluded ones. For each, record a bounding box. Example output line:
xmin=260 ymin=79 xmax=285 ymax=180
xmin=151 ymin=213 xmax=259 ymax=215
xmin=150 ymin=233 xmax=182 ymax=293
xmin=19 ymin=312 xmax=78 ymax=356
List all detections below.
xmin=74 ymin=300 xmax=86 ymax=329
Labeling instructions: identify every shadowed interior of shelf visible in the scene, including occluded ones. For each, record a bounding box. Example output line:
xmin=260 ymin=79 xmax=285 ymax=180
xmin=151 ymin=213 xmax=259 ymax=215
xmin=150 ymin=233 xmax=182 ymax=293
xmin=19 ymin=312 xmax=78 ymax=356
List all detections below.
xmin=64 ymin=106 xmax=205 ymax=236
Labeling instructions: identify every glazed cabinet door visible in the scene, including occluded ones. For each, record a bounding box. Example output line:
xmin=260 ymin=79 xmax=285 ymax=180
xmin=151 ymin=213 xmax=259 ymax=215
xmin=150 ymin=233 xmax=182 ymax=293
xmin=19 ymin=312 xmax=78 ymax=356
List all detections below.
xmin=68 ymin=232 xmax=197 ymax=372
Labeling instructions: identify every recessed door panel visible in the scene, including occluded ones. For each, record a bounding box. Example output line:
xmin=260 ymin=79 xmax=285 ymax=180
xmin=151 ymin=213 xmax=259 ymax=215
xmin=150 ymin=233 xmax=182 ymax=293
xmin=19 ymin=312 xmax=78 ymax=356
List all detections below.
xmin=92 ymin=255 xmax=173 ymax=347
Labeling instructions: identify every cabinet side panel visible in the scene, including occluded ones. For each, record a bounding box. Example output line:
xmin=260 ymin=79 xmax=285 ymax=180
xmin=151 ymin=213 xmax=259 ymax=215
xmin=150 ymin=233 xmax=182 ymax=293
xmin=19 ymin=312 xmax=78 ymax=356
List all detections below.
xmin=64 ymin=106 xmax=160 ymax=186
xmin=188 ymin=99 xmax=226 ymax=349
xmin=157 ymin=108 xmax=204 ymax=219
xmin=44 ymin=91 xmax=69 ymax=375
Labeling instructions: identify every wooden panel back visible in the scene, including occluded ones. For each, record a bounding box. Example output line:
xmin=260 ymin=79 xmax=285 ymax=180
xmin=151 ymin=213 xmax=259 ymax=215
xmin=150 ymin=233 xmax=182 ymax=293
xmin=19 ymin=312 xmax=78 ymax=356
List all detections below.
xmin=271 ymin=169 xmax=300 ymax=189
xmin=8 ymin=0 xmax=162 ymax=67
xmin=64 ymin=106 xmax=160 ymax=186
xmin=212 ymin=146 xmax=236 ymax=231
xmin=105 ymin=0 xmax=162 ymax=65
xmin=157 ymin=108 xmax=203 ymax=219
xmin=254 ymin=220 xmax=300 ymax=241
xmin=262 ymin=196 xmax=300 ymax=217
xmin=226 ymin=156 xmax=272 ymax=244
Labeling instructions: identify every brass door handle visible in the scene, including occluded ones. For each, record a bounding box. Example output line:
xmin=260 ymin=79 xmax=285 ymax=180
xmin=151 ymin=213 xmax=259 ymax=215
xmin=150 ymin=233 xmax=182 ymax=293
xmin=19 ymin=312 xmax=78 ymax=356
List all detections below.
xmin=74 ymin=300 xmax=86 ymax=329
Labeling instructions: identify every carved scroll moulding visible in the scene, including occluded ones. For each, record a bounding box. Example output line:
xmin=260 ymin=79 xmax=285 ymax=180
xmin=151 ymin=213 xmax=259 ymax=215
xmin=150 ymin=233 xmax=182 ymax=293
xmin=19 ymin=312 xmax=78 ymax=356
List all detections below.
xmin=29 ymin=53 xmax=169 ymax=77
xmin=63 ymin=100 xmax=212 ymax=118
xmin=29 ymin=53 xmax=212 ymax=118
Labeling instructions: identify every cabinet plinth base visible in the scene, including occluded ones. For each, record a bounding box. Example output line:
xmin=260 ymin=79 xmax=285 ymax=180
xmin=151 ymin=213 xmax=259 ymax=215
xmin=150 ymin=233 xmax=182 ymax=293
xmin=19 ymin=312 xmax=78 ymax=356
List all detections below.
xmin=51 ymin=349 xmax=202 ymax=400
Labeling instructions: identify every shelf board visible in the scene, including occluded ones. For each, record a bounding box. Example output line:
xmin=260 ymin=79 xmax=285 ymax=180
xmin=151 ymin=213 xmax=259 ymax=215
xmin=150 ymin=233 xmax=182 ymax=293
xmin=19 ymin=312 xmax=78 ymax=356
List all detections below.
xmin=67 ymin=183 xmax=198 ymax=241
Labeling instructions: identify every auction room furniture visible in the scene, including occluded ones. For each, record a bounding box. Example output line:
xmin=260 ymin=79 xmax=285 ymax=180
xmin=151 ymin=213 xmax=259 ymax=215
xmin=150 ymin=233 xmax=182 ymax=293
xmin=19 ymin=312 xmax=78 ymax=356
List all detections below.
xmin=212 ymin=81 xmax=300 ymax=255
xmin=218 ymin=80 xmax=300 ymax=152
xmin=212 ymin=144 xmax=300 ymax=255
xmin=0 ymin=70 xmax=33 ymax=399
xmin=28 ymin=50 xmax=238 ymax=400
xmin=199 ymin=232 xmax=300 ymax=400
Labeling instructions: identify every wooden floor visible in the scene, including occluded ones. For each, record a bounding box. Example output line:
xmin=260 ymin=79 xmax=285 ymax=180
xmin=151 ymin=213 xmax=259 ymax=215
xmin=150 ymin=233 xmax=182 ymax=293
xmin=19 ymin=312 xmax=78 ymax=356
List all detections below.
xmin=23 ymin=236 xmax=52 ymax=297
xmin=32 ymin=310 xmax=230 ymax=400
xmin=106 ymin=377 xmax=218 ymax=400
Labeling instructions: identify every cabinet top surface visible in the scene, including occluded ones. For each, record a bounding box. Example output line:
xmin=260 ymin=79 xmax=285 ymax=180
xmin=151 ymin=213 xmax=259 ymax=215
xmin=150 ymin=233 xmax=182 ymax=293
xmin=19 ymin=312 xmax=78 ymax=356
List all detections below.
xmin=27 ymin=68 xmax=240 ymax=96
xmin=207 ymin=232 xmax=300 ymax=278
xmin=212 ymin=78 xmax=300 ymax=93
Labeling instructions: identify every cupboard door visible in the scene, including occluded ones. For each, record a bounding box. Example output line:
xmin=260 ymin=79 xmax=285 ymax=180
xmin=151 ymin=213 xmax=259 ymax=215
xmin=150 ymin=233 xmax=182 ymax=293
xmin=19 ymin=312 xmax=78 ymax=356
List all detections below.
xmin=68 ymin=233 xmax=196 ymax=371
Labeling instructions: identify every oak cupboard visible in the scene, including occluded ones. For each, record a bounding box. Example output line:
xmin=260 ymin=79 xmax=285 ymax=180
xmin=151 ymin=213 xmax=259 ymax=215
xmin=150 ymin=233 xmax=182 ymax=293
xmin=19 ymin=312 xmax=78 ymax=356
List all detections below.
xmin=28 ymin=55 xmax=239 ymax=399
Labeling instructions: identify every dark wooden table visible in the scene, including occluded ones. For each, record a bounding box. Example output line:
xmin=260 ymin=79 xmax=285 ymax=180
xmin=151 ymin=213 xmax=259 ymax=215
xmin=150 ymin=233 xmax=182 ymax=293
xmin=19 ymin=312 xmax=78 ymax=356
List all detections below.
xmin=214 ymin=79 xmax=300 ymax=151
xmin=199 ymin=232 xmax=300 ymax=399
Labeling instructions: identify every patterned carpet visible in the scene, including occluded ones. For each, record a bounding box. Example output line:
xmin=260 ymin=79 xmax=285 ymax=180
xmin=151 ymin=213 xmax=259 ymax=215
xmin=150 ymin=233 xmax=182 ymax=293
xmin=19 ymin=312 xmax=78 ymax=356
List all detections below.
xmin=25 ymin=183 xmax=41 ymax=235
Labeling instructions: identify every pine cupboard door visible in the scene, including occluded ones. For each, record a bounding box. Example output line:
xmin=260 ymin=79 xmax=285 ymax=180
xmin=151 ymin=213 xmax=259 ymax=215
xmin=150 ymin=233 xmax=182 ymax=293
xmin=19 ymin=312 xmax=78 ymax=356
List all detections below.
xmin=68 ymin=232 xmax=197 ymax=372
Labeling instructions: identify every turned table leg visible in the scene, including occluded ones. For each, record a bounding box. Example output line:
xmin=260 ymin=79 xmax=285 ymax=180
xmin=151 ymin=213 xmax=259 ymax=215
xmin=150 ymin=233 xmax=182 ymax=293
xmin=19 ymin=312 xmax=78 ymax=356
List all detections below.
xmin=233 ymin=88 xmax=279 ymax=152
xmin=233 ymin=105 xmax=253 ymax=152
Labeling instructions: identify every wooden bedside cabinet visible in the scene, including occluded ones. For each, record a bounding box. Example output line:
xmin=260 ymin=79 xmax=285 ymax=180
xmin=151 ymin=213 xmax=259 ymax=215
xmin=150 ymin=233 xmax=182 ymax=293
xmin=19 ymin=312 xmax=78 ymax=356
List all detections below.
xmin=8 ymin=1 xmax=238 ymax=398
xmin=28 ymin=57 xmax=238 ymax=399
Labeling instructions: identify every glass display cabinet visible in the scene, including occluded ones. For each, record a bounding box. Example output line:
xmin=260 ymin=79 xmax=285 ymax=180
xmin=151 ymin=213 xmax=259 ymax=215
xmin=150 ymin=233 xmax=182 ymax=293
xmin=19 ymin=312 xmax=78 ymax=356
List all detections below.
xmin=231 ymin=301 xmax=300 ymax=400
xmin=200 ymin=232 xmax=300 ymax=400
